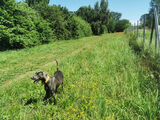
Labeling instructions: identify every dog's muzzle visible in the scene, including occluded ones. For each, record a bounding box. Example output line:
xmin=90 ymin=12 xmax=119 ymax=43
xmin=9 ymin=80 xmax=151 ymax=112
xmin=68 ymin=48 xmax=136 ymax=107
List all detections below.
xmin=31 ymin=77 xmax=39 ymax=84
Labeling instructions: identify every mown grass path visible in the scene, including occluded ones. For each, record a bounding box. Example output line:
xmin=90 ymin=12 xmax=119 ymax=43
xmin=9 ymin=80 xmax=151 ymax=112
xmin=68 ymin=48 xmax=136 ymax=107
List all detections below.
xmin=0 ymin=33 xmax=158 ymax=120
xmin=0 ymin=35 xmax=98 ymax=89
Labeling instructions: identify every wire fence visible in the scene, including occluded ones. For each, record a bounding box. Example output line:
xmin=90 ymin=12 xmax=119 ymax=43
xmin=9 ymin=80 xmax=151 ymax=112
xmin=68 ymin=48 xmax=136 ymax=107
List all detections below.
xmin=127 ymin=6 xmax=160 ymax=57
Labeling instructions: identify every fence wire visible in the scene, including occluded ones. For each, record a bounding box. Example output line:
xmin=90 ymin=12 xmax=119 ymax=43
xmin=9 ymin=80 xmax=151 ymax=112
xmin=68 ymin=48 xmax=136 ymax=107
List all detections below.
xmin=126 ymin=6 xmax=160 ymax=57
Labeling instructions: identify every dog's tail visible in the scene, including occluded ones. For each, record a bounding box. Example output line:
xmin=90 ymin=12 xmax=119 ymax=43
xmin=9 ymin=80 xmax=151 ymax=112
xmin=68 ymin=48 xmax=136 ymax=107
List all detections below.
xmin=55 ymin=60 xmax=59 ymax=71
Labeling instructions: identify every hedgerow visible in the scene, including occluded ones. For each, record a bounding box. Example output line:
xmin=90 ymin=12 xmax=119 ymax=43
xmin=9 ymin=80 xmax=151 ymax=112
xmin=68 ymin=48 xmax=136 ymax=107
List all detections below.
xmin=0 ymin=1 xmax=92 ymax=50
xmin=67 ymin=16 xmax=92 ymax=39
xmin=0 ymin=0 xmax=54 ymax=49
xmin=36 ymin=4 xmax=92 ymax=40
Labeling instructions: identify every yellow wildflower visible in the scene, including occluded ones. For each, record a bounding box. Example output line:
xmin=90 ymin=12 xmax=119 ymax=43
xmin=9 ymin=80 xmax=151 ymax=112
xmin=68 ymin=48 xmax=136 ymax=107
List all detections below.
xmin=72 ymin=108 xmax=77 ymax=112
xmin=80 ymin=111 xmax=84 ymax=115
xmin=105 ymin=99 xmax=112 ymax=104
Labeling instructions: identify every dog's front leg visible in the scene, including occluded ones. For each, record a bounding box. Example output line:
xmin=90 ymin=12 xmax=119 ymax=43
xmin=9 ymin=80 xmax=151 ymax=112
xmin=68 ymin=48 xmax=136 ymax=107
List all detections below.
xmin=43 ymin=85 xmax=50 ymax=101
xmin=52 ymin=91 xmax=57 ymax=105
xmin=62 ymin=82 xmax=64 ymax=91
xmin=44 ymin=91 xmax=50 ymax=100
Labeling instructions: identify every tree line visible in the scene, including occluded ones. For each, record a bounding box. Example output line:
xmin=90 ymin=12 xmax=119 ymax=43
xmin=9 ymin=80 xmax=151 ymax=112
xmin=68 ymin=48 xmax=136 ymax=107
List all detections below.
xmin=76 ymin=0 xmax=130 ymax=34
xmin=0 ymin=0 xmax=130 ymax=50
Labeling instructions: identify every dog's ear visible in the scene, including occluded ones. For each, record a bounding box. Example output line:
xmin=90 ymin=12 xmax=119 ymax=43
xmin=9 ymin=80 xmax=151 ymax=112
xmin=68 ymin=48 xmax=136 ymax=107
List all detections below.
xmin=36 ymin=71 xmax=43 ymax=74
xmin=42 ymin=72 xmax=48 ymax=77
xmin=38 ymin=71 xmax=43 ymax=73
xmin=35 ymin=71 xmax=43 ymax=77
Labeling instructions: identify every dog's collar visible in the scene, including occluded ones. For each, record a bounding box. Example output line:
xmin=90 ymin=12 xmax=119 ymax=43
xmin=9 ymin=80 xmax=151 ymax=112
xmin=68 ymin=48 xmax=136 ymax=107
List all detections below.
xmin=45 ymin=75 xmax=50 ymax=83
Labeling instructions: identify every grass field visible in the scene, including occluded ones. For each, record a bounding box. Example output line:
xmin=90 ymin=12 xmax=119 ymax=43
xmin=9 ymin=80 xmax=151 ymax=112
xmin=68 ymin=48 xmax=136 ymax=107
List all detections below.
xmin=0 ymin=33 xmax=158 ymax=120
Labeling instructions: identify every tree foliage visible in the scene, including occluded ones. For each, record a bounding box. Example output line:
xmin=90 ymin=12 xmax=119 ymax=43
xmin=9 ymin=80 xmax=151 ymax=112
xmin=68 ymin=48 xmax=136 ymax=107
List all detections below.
xmin=115 ymin=19 xmax=130 ymax=32
xmin=111 ymin=12 xmax=122 ymax=21
xmin=0 ymin=1 xmax=54 ymax=49
xmin=150 ymin=0 xmax=160 ymax=11
xmin=0 ymin=0 xmax=92 ymax=49
xmin=0 ymin=0 xmax=129 ymax=50
xmin=25 ymin=0 xmax=49 ymax=7
xmin=36 ymin=4 xmax=92 ymax=40
xmin=76 ymin=0 xmax=110 ymax=35
xmin=76 ymin=0 xmax=129 ymax=34
xmin=140 ymin=0 xmax=160 ymax=29
xmin=140 ymin=14 xmax=152 ymax=28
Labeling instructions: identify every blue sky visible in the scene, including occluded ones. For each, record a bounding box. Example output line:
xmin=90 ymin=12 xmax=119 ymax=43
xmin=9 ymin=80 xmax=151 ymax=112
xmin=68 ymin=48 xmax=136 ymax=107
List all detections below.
xmin=17 ymin=0 xmax=151 ymax=24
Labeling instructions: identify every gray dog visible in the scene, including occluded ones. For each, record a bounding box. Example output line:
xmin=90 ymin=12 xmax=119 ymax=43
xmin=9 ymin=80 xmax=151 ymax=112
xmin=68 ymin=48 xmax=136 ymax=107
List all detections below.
xmin=31 ymin=60 xmax=63 ymax=105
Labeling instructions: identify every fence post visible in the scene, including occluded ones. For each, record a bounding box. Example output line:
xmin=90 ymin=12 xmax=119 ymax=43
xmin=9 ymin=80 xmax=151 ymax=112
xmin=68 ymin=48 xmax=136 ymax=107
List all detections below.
xmin=150 ymin=15 xmax=155 ymax=46
xmin=137 ymin=21 xmax=139 ymax=40
xmin=143 ymin=15 xmax=146 ymax=48
xmin=133 ymin=23 xmax=135 ymax=34
xmin=154 ymin=6 xmax=160 ymax=56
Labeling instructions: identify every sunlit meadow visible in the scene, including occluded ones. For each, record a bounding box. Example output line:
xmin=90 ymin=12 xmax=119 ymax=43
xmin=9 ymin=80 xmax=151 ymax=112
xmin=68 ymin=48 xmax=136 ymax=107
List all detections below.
xmin=0 ymin=33 xmax=158 ymax=119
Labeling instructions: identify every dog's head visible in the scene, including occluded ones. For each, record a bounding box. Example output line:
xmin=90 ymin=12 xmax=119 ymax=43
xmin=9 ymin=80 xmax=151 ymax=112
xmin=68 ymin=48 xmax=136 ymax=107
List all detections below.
xmin=31 ymin=71 xmax=48 ymax=84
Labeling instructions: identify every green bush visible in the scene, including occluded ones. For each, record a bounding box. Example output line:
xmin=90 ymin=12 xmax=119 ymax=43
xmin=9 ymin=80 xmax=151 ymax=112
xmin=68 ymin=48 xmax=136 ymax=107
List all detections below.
xmin=70 ymin=16 xmax=92 ymax=38
xmin=36 ymin=5 xmax=70 ymax=40
xmin=115 ymin=19 xmax=131 ymax=32
xmin=36 ymin=4 xmax=92 ymax=40
xmin=0 ymin=1 xmax=92 ymax=50
xmin=91 ymin=21 xmax=107 ymax=35
xmin=0 ymin=1 xmax=55 ymax=49
xmin=107 ymin=19 xmax=116 ymax=33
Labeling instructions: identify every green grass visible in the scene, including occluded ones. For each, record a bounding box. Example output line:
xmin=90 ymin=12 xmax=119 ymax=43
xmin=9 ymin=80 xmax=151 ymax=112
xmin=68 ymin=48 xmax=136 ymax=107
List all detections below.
xmin=136 ymin=29 xmax=157 ymax=55
xmin=0 ymin=33 xmax=158 ymax=120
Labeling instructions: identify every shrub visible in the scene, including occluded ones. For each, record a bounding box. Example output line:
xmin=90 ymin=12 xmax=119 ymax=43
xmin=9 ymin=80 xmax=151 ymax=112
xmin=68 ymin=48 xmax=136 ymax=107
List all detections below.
xmin=115 ymin=19 xmax=131 ymax=32
xmin=0 ymin=1 xmax=55 ymax=49
xmin=36 ymin=4 xmax=71 ymax=40
xmin=91 ymin=21 xmax=107 ymax=35
xmin=36 ymin=5 xmax=92 ymax=40
xmin=107 ymin=19 xmax=116 ymax=33
xmin=69 ymin=16 xmax=92 ymax=38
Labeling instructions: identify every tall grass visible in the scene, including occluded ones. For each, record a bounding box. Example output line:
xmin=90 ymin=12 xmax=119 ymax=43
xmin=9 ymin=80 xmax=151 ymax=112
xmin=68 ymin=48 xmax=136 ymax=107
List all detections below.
xmin=136 ymin=30 xmax=157 ymax=55
xmin=0 ymin=33 xmax=158 ymax=119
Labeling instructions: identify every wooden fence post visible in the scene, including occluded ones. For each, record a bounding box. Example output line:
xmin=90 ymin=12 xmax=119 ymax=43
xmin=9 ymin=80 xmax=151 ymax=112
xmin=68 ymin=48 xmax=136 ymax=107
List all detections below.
xmin=150 ymin=15 xmax=155 ymax=46
xmin=137 ymin=21 xmax=139 ymax=40
xmin=143 ymin=15 xmax=146 ymax=48
xmin=133 ymin=23 xmax=136 ymax=34
xmin=154 ymin=6 xmax=160 ymax=56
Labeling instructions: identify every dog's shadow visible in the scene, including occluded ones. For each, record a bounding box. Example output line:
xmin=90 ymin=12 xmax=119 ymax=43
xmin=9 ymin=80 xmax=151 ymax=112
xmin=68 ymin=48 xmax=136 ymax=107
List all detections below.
xmin=24 ymin=97 xmax=54 ymax=106
xmin=24 ymin=98 xmax=38 ymax=106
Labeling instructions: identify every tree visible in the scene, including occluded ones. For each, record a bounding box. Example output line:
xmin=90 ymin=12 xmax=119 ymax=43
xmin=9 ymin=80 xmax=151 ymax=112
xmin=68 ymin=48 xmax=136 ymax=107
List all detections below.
xmin=0 ymin=0 xmax=5 ymax=6
xmin=36 ymin=4 xmax=92 ymax=40
xmin=115 ymin=19 xmax=130 ymax=32
xmin=100 ymin=0 xmax=108 ymax=13
xmin=94 ymin=1 xmax=99 ymax=11
xmin=0 ymin=1 xmax=54 ymax=49
xmin=150 ymin=0 xmax=160 ymax=9
xmin=76 ymin=0 xmax=110 ymax=35
xmin=76 ymin=6 xmax=93 ymax=22
xmin=25 ymin=0 xmax=49 ymax=7
xmin=140 ymin=14 xmax=152 ymax=28
xmin=149 ymin=0 xmax=160 ymax=15
xmin=111 ymin=12 xmax=122 ymax=21
xmin=107 ymin=12 xmax=122 ymax=32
